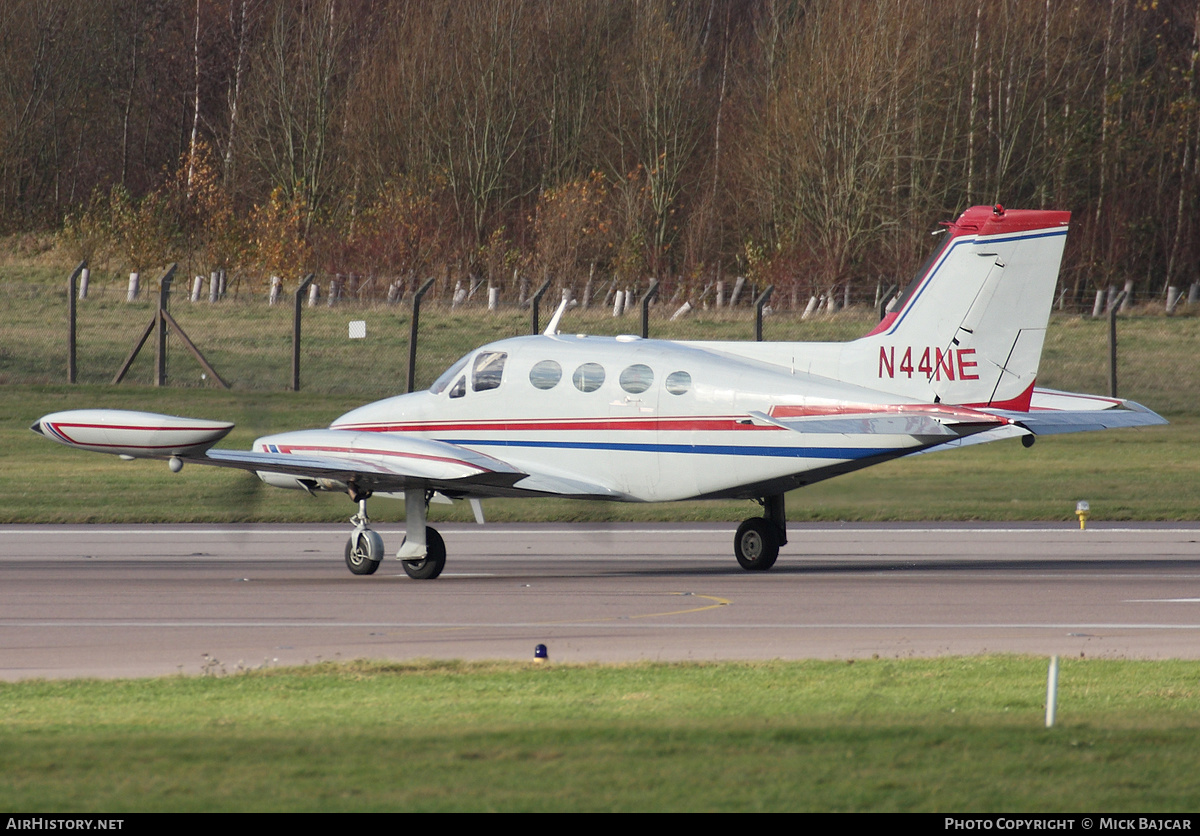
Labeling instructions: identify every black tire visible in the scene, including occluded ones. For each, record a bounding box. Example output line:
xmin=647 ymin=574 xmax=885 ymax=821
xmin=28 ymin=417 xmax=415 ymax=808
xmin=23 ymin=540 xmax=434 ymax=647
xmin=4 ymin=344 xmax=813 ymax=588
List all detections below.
xmin=734 ymin=517 xmax=779 ymax=571
xmin=345 ymin=529 xmax=384 ymax=575
xmin=402 ymin=526 xmax=446 ymax=580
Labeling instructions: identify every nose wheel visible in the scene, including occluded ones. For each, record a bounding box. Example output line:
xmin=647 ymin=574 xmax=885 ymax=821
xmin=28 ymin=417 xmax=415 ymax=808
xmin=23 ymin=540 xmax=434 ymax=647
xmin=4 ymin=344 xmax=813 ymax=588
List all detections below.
xmin=345 ymin=499 xmax=384 ymax=575
xmin=346 ymin=527 xmax=384 ymax=575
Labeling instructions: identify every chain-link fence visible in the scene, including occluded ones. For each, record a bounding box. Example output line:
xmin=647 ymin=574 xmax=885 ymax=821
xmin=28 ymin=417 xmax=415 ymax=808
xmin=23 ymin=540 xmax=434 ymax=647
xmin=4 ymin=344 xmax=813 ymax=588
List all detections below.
xmin=3 ymin=266 xmax=1196 ymax=414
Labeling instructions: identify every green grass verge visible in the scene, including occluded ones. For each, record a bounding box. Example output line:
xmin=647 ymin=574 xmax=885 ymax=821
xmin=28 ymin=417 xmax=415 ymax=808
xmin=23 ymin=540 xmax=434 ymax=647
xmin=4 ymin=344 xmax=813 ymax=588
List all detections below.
xmin=2 ymin=658 xmax=1199 ymax=811
xmin=3 ymin=383 xmax=1193 ymax=523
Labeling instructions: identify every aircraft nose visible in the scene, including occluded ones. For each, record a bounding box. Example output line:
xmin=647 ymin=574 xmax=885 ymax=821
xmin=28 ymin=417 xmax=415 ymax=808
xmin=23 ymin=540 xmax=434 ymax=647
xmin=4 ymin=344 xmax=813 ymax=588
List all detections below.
xmin=30 ymin=419 xmax=44 ymax=436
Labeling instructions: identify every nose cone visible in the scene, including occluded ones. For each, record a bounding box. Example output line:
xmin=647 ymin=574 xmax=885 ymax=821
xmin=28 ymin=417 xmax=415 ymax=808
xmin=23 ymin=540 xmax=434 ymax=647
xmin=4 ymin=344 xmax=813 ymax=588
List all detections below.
xmin=331 ymin=393 xmax=419 ymax=431
xmin=29 ymin=419 xmax=45 ymax=436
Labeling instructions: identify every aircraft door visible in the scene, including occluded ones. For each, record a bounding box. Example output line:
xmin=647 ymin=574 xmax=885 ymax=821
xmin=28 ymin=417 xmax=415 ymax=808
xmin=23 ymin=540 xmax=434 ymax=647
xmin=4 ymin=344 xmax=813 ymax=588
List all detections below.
xmin=610 ymin=361 xmax=661 ymax=497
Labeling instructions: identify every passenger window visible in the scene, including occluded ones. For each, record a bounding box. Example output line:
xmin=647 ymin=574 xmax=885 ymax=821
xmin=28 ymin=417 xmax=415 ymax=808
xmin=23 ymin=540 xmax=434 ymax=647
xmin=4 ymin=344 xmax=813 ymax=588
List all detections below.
xmin=572 ymin=362 xmax=605 ymax=392
xmin=665 ymin=371 xmax=691 ymax=395
xmin=529 ymin=360 xmax=562 ymax=390
xmin=619 ymin=364 xmax=654 ymax=394
xmin=472 ymin=351 xmax=507 ymax=392
xmin=449 ymin=376 xmax=466 ymax=399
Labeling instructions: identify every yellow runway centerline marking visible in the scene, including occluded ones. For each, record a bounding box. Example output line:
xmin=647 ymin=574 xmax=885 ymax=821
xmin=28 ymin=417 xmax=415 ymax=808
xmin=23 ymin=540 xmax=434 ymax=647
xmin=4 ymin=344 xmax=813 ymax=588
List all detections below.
xmin=370 ymin=593 xmax=731 ymax=638
xmin=625 ymin=593 xmax=731 ymax=620
xmin=524 ymin=592 xmax=731 ymax=627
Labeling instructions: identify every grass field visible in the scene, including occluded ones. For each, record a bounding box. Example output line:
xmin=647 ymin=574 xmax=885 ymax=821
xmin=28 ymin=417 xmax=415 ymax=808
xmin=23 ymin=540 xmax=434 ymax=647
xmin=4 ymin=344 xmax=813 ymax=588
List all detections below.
xmin=2 ymin=657 xmax=1199 ymax=812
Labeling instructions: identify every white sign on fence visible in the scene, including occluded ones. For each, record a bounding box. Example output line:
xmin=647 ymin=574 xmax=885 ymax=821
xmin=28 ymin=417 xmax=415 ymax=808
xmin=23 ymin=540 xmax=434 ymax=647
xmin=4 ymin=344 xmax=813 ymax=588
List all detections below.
xmin=349 ymin=320 xmax=367 ymax=339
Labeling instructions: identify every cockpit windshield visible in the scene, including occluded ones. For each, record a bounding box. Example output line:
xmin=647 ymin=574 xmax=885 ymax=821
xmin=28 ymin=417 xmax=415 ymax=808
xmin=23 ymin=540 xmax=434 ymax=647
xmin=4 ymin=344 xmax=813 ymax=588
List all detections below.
xmin=429 ymin=353 xmax=471 ymax=394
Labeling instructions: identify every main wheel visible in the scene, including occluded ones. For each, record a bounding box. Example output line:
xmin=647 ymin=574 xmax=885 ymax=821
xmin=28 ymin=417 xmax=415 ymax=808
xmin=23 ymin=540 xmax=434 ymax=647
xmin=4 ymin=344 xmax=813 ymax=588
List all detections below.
xmin=402 ymin=526 xmax=446 ymax=580
xmin=734 ymin=517 xmax=779 ymax=571
xmin=345 ymin=529 xmax=384 ymax=575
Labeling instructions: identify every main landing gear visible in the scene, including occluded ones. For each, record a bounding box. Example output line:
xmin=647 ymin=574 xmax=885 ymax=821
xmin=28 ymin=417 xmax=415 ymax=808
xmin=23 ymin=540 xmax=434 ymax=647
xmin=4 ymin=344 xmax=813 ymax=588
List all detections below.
xmin=734 ymin=494 xmax=787 ymax=571
xmin=343 ymin=487 xmax=446 ymax=580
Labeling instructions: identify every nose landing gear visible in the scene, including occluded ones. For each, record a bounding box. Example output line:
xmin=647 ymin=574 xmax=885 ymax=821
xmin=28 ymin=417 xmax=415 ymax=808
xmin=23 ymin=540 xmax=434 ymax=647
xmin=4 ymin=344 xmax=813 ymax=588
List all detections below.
xmin=345 ymin=499 xmax=384 ymax=575
xmin=343 ymin=488 xmax=446 ymax=579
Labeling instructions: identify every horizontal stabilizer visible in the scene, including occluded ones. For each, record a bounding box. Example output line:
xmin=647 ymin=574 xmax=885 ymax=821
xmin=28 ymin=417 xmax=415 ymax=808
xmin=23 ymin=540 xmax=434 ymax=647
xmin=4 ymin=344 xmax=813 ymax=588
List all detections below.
xmin=985 ymin=399 xmax=1167 ymax=435
xmin=749 ymin=406 xmax=1006 ymax=438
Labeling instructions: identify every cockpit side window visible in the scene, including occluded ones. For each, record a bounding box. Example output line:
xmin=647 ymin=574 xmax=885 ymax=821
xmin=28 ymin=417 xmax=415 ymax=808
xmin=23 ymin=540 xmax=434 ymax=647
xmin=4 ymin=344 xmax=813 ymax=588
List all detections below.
xmin=430 ymin=354 xmax=471 ymax=394
xmin=449 ymin=376 xmax=467 ymax=399
xmin=472 ymin=351 xmax=507 ymax=392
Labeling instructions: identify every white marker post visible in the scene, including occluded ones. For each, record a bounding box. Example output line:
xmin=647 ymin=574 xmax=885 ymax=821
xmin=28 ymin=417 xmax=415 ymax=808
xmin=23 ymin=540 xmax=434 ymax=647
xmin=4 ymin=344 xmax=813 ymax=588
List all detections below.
xmin=1045 ymin=655 xmax=1059 ymax=728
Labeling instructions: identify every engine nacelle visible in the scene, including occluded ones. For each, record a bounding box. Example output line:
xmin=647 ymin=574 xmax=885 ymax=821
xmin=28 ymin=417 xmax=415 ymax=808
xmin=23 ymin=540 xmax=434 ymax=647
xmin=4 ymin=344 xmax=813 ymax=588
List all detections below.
xmin=255 ymin=471 xmax=344 ymax=492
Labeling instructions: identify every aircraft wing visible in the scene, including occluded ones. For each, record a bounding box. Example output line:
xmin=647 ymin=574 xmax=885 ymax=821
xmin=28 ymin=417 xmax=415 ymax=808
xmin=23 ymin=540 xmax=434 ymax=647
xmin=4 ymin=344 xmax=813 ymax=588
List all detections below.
xmin=209 ymin=442 xmax=622 ymax=499
xmin=31 ymin=409 xmax=620 ymax=499
xmin=203 ymin=434 xmax=528 ymax=494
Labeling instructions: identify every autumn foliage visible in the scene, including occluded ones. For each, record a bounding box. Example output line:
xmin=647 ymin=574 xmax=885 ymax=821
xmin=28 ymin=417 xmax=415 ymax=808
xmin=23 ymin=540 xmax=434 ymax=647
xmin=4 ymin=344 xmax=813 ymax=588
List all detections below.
xmin=8 ymin=1 xmax=1200 ymax=305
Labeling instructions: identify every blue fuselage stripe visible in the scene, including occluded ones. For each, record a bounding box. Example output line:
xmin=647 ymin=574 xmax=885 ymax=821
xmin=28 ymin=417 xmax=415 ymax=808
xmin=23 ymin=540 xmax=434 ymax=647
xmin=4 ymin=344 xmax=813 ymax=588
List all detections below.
xmin=437 ymin=438 xmax=894 ymax=459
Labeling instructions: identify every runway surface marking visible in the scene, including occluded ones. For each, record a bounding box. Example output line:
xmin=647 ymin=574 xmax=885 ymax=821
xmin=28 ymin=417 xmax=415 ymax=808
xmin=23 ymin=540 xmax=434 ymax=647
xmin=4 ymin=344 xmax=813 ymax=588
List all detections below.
xmin=6 ymin=523 xmax=1200 ymax=677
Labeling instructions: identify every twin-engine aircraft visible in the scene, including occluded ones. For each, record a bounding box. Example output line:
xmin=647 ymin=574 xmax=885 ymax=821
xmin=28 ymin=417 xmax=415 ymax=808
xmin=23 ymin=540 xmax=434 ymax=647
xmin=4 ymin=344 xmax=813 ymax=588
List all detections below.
xmin=33 ymin=206 xmax=1165 ymax=579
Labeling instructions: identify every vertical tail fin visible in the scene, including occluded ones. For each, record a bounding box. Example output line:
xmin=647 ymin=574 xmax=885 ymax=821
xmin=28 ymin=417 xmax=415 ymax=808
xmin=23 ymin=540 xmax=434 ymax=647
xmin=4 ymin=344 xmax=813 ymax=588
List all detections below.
xmin=857 ymin=205 xmax=1070 ymax=408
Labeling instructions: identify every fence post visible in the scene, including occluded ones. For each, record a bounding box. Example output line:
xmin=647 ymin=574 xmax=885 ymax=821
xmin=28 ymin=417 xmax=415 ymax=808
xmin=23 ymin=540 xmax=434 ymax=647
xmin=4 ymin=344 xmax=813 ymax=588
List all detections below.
xmin=407 ymin=276 xmax=437 ymax=393
xmin=754 ymin=284 xmax=774 ymax=341
xmin=878 ymin=283 xmax=897 ymax=322
xmin=530 ymin=278 xmax=552 ymax=335
xmin=155 ymin=264 xmax=177 ymax=387
xmin=1109 ymin=289 xmax=1127 ymax=398
xmin=292 ymin=273 xmax=315 ymax=391
xmin=66 ymin=260 xmax=86 ymax=384
xmin=640 ymin=279 xmax=660 ymax=339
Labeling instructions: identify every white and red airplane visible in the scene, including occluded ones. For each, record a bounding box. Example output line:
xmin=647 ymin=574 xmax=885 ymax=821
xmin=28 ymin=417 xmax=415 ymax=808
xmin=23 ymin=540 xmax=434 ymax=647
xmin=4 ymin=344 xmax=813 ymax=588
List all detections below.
xmin=33 ymin=206 xmax=1165 ymax=579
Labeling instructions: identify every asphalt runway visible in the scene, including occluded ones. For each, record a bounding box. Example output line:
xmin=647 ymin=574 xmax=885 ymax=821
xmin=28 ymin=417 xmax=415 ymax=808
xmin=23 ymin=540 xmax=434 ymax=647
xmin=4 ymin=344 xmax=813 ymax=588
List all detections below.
xmin=3 ymin=522 xmax=1200 ymax=680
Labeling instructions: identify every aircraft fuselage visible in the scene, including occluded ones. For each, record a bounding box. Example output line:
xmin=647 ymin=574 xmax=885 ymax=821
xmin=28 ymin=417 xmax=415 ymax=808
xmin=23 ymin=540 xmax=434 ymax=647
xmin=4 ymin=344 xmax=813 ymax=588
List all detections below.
xmin=329 ymin=334 xmax=932 ymax=502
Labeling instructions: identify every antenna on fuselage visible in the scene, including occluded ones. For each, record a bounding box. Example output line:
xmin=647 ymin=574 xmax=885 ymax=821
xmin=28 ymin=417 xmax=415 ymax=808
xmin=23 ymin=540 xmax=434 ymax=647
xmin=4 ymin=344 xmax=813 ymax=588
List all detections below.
xmin=543 ymin=297 xmax=571 ymax=336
